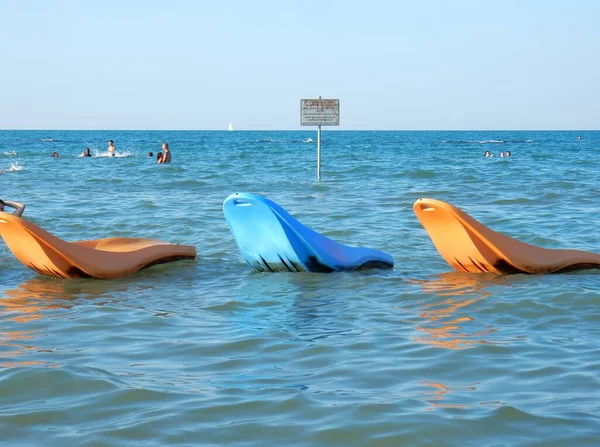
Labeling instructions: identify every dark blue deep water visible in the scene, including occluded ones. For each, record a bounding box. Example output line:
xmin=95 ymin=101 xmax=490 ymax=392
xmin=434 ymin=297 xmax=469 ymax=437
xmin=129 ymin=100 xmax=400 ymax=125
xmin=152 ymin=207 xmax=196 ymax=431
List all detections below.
xmin=1 ymin=130 xmax=599 ymax=446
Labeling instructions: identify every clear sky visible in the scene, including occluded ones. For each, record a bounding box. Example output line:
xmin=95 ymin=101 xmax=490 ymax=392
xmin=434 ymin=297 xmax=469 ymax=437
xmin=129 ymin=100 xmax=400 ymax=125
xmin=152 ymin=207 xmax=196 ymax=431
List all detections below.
xmin=1 ymin=0 xmax=598 ymax=130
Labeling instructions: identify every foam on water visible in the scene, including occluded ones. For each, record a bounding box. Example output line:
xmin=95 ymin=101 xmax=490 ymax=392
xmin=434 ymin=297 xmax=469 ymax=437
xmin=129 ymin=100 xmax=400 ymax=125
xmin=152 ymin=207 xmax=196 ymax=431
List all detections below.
xmin=92 ymin=149 xmax=134 ymax=158
xmin=1 ymin=160 xmax=22 ymax=173
xmin=0 ymin=130 xmax=599 ymax=446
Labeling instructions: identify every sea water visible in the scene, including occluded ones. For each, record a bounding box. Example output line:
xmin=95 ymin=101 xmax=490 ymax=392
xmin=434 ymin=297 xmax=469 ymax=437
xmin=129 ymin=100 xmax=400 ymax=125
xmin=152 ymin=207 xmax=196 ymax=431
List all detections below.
xmin=0 ymin=130 xmax=599 ymax=446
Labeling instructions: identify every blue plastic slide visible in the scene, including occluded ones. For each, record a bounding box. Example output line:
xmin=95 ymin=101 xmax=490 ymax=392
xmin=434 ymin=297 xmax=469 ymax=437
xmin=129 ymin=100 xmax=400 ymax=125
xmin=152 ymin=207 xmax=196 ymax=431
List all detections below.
xmin=223 ymin=193 xmax=394 ymax=272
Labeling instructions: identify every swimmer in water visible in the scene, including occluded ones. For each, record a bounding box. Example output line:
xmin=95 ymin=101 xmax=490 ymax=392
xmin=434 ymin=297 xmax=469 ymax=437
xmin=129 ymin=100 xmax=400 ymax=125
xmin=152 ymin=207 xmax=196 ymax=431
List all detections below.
xmin=80 ymin=148 xmax=92 ymax=157
xmin=158 ymin=142 xmax=171 ymax=164
xmin=107 ymin=140 xmax=116 ymax=156
xmin=51 ymin=152 xmax=59 ymax=157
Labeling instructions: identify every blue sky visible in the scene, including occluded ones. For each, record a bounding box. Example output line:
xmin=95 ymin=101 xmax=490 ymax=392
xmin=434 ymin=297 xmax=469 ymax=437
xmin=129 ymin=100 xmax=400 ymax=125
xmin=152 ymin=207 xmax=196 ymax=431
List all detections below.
xmin=1 ymin=0 xmax=598 ymax=130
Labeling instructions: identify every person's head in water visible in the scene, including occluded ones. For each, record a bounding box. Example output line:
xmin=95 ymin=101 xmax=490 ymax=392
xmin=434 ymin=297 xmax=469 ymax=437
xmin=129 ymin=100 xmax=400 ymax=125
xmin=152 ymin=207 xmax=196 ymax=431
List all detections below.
xmin=484 ymin=151 xmax=491 ymax=157
xmin=506 ymin=151 xmax=511 ymax=157
xmin=157 ymin=152 xmax=163 ymax=162
xmin=51 ymin=151 xmax=59 ymax=157
xmin=162 ymin=142 xmax=169 ymax=152
xmin=83 ymin=148 xmax=91 ymax=157
xmin=148 ymin=152 xmax=153 ymax=157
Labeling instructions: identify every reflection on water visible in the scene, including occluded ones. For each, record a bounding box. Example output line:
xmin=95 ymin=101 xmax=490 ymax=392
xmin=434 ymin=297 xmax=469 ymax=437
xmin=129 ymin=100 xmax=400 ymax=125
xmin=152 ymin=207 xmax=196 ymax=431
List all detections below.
xmin=413 ymin=273 xmax=504 ymax=410
xmin=0 ymin=278 xmax=78 ymax=367
xmin=0 ymin=275 xmax=149 ymax=322
xmin=412 ymin=272 xmax=498 ymax=349
xmin=415 ymin=271 xmax=497 ymax=296
xmin=1 ymin=278 xmax=76 ymax=323
xmin=0 ymin=329 xmax=43 ymax=368
xmin=422 ymin=381 xmax=477 ymax=410
xmin=0 ymin=276 xmax=139 ymax=367
xmin=231 ymin=272 xmax=361 ymax=342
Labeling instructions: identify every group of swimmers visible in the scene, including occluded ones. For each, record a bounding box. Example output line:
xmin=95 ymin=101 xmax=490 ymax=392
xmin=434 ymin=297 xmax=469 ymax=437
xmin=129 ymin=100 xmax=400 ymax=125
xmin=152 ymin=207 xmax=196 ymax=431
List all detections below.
xmin=147 ymin=148 xmax=171 ymax=163
xmin=50 ymin=140 xmax=172 ymax=163
xmin=484 ymin=151 xmax=511 ymax=158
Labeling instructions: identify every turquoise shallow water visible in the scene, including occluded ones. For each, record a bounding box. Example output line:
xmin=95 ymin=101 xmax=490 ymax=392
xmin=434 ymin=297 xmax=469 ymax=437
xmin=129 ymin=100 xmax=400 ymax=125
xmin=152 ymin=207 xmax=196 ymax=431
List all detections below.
xmin=1 ymin=130 xmax=599 ymax=446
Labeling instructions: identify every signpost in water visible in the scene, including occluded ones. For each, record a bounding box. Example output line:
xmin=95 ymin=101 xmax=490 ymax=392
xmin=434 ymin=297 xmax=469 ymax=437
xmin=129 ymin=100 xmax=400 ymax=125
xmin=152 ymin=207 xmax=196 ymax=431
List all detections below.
xmin=301 ymin=97 xmax=340 ymax=181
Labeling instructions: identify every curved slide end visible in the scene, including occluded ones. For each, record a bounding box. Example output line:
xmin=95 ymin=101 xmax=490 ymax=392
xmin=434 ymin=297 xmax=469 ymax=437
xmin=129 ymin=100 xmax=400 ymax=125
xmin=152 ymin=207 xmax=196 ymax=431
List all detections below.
xmin=413 ymin=198 xmax=600 ymax=274
xmin=0 ymin=213 xmax=196 ymax=279
xmin=223 ymin=193 xmax=393 ymax=272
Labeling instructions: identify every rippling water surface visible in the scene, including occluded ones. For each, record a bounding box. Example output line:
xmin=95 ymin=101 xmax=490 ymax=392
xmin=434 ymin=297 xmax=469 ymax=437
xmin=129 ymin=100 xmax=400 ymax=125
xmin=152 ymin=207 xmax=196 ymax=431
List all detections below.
xmin=1 ymin=130 xmax=599 ymax=445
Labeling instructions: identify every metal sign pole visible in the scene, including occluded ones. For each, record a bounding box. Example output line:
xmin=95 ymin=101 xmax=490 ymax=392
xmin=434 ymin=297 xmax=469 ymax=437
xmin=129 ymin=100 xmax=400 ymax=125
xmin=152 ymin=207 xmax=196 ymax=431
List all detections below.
xmin=300 ymin=96 xmax=338 ymax=182
xmin=317 ymin=124 xmax=321 ymax=181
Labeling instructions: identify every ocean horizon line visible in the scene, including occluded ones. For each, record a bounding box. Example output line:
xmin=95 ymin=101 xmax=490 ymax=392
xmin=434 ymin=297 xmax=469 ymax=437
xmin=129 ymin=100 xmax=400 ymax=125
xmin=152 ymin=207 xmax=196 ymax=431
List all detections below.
xmin=0 ymin=128 xmax=597 ymax=132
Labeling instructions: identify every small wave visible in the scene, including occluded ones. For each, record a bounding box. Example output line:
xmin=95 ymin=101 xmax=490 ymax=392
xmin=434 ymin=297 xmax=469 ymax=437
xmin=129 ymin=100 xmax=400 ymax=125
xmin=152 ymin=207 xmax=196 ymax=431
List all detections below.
xmin=442 ymin=139 xmax=533 ymax=145
xmin=490 ymin=198 xmax=535 ymax=205
xmin=94 ymin=150 xmax=133 ymax=158
xmin=406 ymin=169 xmax=436 ymax=179
xmin=1 ymin=161 xmax=22 ymax=173
xmin=41 ymin=138 xmax=54 ymax=142
xmin=4 ymin=151 xmax=17 ymax=156
xmin=303 ymin=138 xmax=314 ymax=143
xmin=440 ymin=140 xmax=503 ymax=145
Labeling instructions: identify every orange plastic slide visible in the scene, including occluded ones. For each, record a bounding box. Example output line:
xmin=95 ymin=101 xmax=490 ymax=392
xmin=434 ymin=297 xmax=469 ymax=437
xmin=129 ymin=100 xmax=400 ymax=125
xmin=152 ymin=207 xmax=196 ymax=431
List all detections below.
xmin=0 ymin=213 xmax=196 ymax=279
xmin=413 ymin=198 xmax=600 ymax=274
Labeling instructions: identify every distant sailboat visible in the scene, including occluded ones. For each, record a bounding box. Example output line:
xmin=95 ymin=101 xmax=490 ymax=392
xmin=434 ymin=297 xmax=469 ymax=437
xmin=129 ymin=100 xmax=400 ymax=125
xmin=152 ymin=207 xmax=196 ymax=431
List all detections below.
xmin=228 ymin=122 xmax=233 ymax=131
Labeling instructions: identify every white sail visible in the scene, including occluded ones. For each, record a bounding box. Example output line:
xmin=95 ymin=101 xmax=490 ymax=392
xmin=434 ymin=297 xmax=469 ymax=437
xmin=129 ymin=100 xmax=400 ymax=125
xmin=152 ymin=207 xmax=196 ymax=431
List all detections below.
xmin=228 ymin=122 xmax=233 ymax=131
